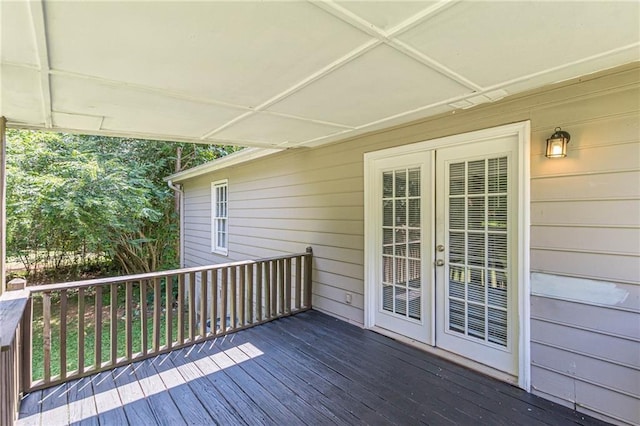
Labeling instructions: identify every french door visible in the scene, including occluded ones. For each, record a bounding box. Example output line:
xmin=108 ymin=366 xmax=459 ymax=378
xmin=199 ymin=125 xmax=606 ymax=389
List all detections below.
xmin=365 ymin=124 xmax=527 ymax=378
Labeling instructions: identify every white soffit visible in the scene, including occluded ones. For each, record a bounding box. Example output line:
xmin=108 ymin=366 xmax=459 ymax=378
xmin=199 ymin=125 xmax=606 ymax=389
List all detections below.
xmin=210 ymin=112 xmax=351 ymax=146
xmin=267 ymin=44 xmax=470 ymax=127
xmin=52 ymin=74 xmax=247 ymax=140
xmin=1 ymin=1 xmax=639 ymax=149
xmin=0 ymin=0 xmax=38 ymax=66
xmin=397 ymin=1 xmax=640 ymax=89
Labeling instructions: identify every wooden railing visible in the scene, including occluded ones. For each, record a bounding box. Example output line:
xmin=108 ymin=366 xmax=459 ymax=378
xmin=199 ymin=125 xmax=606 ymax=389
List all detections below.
xmin=21 ymin=248 xmax=313 ymax=392
xmin=0 ymin=279 xmax=29 ymax=426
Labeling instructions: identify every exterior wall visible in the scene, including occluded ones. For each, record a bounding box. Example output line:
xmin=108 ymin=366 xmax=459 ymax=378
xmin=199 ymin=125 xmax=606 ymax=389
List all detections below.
xmin=180 ymin=63 xmax=640 ymax=425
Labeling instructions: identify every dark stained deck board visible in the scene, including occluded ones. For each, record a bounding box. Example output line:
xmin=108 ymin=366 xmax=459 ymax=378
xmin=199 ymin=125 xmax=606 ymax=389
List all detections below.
xmin=40 ymin=382 xmax=69 ymax=425
xmin=163 ymin=347 xmax=248 ymax=425
xmin=251 ymin=321 xmax=434 ymax=425
xmin=110 ymin=364 xmax=157 ymax=424
xmin=185 ymin=341 xmax=273 ymax=426
xmin=66 ymin=376 xmax=98 ymax=426
xmin=16 ymin=389 xmax=41 ymax=426
xmin=193 ymin=339 xmax=304 ymax=425
xmin=307 ymin=312 xmax=605 ymax=426
xmin=147 ymin=352 xmax=215 ymax=425
xmin=90 ymin=370 xmax=129 ymax=426
xmin=214 ymin=334 xmax=340 ymax=425
xmin=286 ymin=314 xmax=535 ymax=425
xmin=241 ymin=327 xmax=396 ymax=425
xmin=132 ymin=358 xmax=187 ymax=426
xmin=222 ymin=331 xmax=360 ymax=425
xmin=17 ymin=310 xmax=609 ymax=426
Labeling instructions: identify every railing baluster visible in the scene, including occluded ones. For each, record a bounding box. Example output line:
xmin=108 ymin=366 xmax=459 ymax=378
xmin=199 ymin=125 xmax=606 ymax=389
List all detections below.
xmin=199 ymin=271 xmax=208 ymax=338
xmin=42 ymin=292 xmax=51 ymax=384
xmin=295 ymin=255 xmax=302 ymax=311
xmin=279 ymin=258 xmax=285 ymax=315
xmin=189 ymin=272 xmax=196 ymax=342
xmin=177 ymin=274 xmax=184 ymax=345
xmin=230 ymin=266 xmax=237 ymax=330
xmin=271 ymin=260 xmax=277 ymax=317
xmin=256 ymin=262 xmax=262 ymax=321
xmin=247 ymin=264 xmax=254 ymax=324
xmin=94 ymin=286 xmax=102 ymax=370
xmin=264 ymin=261 xmax=271 ymax=319
xmin=239 ymin=265 xmax=245 ymax=328
xmin=78 ymin=287 xmax=85 ymax=374
xmin=153 ymin=278 xmax=161 ymax=352
xmin=220 ymin=268 xmax=227 ymax=332
xmin=166 ymin=276 xmax=173 ymax=349
xmin=284 ymin=258 xmax=292 ymax=314
xmin=140 ymin=281 xmax=148 ymax=356
xmin=305 ymin=247 xmax=313 ymax=308
xmin=110 ymin=283 xmax=118 ymax=365
xmin=59 ymin=289 xmax=68 ymax=379
xmin=210 ymin=270 xmax=218 ymax=335
xmin=126 ymin=282 xmax=133 ymax=360
xmin=21 ymin=296 xmax=32 ymax=391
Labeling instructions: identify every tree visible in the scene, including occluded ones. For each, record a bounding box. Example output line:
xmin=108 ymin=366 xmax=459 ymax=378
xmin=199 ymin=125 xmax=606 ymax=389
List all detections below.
xmin=6 ymin=130 xmax=239 ymax=279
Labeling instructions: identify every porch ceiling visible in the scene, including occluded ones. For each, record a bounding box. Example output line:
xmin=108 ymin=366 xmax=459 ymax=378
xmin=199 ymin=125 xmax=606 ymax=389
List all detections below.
xmin=1 ymin=1 xmax=638 ymax=149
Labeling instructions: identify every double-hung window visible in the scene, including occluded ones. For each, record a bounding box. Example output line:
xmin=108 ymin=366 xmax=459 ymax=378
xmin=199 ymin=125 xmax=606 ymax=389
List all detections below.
xmin=211 ymin=179 xmax=228 ymax=255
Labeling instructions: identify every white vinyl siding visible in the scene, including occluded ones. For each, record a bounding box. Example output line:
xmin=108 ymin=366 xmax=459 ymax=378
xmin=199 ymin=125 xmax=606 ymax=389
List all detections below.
xmin=181 ymin=64 xmax=639 ymax=425
xmin=211 ymin=179 xmax=228 ymax=255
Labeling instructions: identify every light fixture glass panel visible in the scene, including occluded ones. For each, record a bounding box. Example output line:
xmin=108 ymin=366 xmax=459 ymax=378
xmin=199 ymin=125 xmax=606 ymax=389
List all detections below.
xmin=546 ymin=138 xmax=567 ymax=158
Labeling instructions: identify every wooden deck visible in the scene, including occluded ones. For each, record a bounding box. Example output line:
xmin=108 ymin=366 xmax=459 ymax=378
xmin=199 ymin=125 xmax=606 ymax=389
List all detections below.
xmin=16 ymin=310 xmax=606 ymax=426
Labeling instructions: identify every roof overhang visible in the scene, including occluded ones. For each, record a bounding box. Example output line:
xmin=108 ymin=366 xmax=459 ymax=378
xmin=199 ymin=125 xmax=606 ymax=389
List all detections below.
xmin=2 ymin=1 xmax=639 ymax=150
xmin=166 ymin=147 xmax=281 ymax=183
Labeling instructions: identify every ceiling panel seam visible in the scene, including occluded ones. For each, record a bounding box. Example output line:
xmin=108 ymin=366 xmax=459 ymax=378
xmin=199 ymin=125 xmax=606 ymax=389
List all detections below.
xmin=310 ymin=0 xmax=482 ymax=91
xmin=385 ymin=0 xmax=459 ymax=38
xmin=0 ymin=62 xmax=40 ymax=71
xmin=28 ymin=0 xmax=52 ymax=128
xmin=48 ymin=69 xmax=254 ymax=112
xmin=264 ymin=111 xmax=355 ymax=130
xmin=200 ymin=0 xmax=472 ymax=142
xmin=480 ymin=42 xmax=640 ymax=93
xmin=9 ymin=122 xmax=279 ymax=148
xmin=200 ymin=111 xmax=256 ymax=141
xmin=200 ymin=39 xmax=380 ymax=140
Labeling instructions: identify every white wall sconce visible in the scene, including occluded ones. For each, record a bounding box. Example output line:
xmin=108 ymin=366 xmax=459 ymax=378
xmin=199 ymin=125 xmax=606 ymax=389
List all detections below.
xmin=546 ymin=127 xmax=571 ymax=158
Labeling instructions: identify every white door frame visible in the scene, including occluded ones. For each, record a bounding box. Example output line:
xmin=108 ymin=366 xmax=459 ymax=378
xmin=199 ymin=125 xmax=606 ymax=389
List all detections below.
xmin=364 ymin=121 xmax=531 ymax=391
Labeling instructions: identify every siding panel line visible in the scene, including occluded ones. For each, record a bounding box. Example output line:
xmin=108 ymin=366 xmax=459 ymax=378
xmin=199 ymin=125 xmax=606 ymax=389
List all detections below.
xmin=532 ymin=339 xmax=640 ymax=371
xmin=530 ymin=315 xmax=640 ymax=343
xmin=531 ymin=362 xmax=640 ymax=400
xmin=530 ymin=270 xmax=640 ymax=287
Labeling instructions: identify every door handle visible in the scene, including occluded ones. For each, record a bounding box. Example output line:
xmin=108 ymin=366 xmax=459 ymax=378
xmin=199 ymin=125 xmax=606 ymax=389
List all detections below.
xmin=435 ymin=259 xmax=445 ymax=267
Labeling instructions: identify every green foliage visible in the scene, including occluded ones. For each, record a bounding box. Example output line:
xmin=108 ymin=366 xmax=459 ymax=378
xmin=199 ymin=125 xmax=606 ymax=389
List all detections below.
xmin=7 ymin=130 xmax=240 ymax=277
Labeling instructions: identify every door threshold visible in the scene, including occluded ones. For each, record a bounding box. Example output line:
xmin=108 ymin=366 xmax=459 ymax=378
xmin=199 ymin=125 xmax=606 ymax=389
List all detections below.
xmin=369 ymin=325 xmax=519 ymax=387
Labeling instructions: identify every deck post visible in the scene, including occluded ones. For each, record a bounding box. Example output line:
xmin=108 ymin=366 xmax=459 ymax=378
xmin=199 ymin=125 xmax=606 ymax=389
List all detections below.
xmin=0 ymin=116 xmax=6 ymax=296
xmin=0 ymin=278 xmax=29 ymax=426
xmin=304 ymin=247 xmax=313 ymax=309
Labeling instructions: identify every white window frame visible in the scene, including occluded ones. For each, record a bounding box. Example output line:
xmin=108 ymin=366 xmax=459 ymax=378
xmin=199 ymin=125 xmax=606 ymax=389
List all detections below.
xmin=211 ymin=179 xmax=229 ymax=255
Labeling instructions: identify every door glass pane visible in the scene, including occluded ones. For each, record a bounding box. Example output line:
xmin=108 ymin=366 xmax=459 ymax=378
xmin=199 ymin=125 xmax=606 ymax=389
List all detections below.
xmin=447 ymin=157 xmax=509 ymax=347
xmin=381 ymin=167 xmax=421 ymax=320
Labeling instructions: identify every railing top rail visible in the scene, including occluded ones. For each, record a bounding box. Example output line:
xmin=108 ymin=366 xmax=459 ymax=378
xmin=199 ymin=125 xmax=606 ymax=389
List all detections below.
xmin=28 ymin=250 xmax=311 ymax=293
xmin=0 ymin=289 xmax=29 ymax=350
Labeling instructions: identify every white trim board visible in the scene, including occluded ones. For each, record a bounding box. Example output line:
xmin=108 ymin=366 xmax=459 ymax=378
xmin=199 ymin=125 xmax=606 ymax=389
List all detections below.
xmin=364 ymin=121 xmax=531 ymax=391
xmin=167 ymin=148 xmax=282 ymax=183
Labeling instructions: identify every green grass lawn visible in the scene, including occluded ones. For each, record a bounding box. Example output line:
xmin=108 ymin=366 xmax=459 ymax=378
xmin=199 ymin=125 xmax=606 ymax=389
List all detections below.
xmin=30 ymin=286 xmax=181 ymax=381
